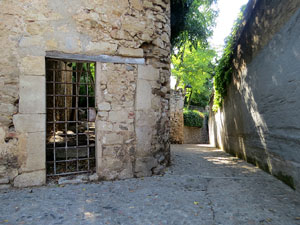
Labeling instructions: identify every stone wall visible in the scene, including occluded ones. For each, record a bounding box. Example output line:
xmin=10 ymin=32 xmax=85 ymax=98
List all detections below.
xmin=183 ymin=126 xmax=207 ymax=144
xmin=170 ymin=89 xmax=184 ymax=144
xmin=209 ymin=0 xmax=300 ymax=191
xmin=0 ymin=0 xmax=171 ymax=188
xmin=184 ymin=116 xmax=208 ymax=144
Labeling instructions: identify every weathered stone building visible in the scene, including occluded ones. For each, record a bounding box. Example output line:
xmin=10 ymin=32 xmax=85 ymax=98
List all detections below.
xmin=0 ymin=0 xmax=171 ymax=188
xmin=209 ymin=0 xmax=300 ymax=191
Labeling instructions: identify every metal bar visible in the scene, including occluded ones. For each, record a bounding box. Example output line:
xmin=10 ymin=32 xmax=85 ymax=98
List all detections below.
xmin=76 ymin=63 xmax=79 ymax=172
xmin=46 ymin=95 xmax=89 ymax=97
xmin=47 ymin=107 xmax=89 ymax=110
xmin=47 ymin=121 xmax=82 ymax=124
xmin=46 ymin=145 xmax=95 ymax=150
xmin=86 ymin=64 xmax=90 ymax=171
xmin=46 ymin=132 xmax=94 ymax=136
xmin=47 ymin=69 xmax=93 ymax=73
xmin=53 ymin=60 xmax=57 ymax=175
xmin=46 ymin=170 xmax=90 ymax=177
xmin=46 ymin=82 xmax=92 ymax=85
xmin=47 ymin=157 xmax=95 ymax=164
xmin=64 ymin=62 xmax=68 ymax=172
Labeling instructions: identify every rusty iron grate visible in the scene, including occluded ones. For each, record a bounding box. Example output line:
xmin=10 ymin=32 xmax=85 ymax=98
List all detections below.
xmin=45 ymin=58 xmax=96 ymax=177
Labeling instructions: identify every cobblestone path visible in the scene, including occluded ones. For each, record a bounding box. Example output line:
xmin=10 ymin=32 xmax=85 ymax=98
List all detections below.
xmin=0 ymin=144 xmax=300 ymax=225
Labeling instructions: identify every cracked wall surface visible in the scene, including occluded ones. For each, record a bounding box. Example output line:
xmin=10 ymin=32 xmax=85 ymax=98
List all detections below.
xmin=0 ymin=0 xmax=171 ymax=188
xmin=209 ymin=0 xmax=300 ymax=191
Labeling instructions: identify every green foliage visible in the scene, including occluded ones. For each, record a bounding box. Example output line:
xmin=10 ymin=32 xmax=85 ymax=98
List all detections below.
xmin=188 ymin=82 xmax=213 ymax=107
xmin=171 ymin=0 xmax=218 ymax=54
xmin=183 ymin=108 xmax=204 ymax=127
xmin=71 ymin=63 xmax=95 ymax=107
xmin=212 ymin=5 xmax=247 ymax=111
xmin=172 ymin=43 xmax=216 ymax=108
xmin=171 ymin=0 xmax=218 ymax=109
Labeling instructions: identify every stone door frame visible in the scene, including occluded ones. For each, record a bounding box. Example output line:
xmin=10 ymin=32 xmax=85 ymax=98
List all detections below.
xmin=14 ymin=51 xmax=145 ymax=186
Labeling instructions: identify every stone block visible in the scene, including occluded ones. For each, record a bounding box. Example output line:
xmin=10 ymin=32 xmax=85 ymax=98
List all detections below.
xmin=118 ymin=47 xmax=144 ymax=57
xmin=131 ymin=0 xmax=143 ymax=10
xmin=89 ymin=173 xmax=99 ymax=182
xmin=26 ymin=22 xmax=50 ymax=36
xmin=58 ymin=175 xmax=88 ymax=185
xmin=102 ymin=145 xmax=121 ymax=158
xmin=109 ymin=110 xmax=129 ymax=123
xmin=13 ymin=114 xmax=45 ymax=133
xmin=152 ymin=164 xmax=165 ymax=175
xmin=135 ymin=79 xmax=152 ymax=110
xmin=0 ymin=103 xmax=16 ymax=114
xmin=135 ymin=126 xmax=152 ymax=157
xmin=19 ymin=76 xmax=45 ymax=114
xmin=152 ymin=96 xmax=162 ymax=111
xmin=102 ymin=157 xmax=124 ymax=171
xmin=86 ymin=42 xmax=118 ymax=54
xmin=0 ymin=177 xmax=9 ymax=184
xmin=118 ymin=163 xmax=134 ymax=179
xmin=19 ymin=36 xmax=44 ymax=48
xmin=46 ymin=39 xmax=58 ymax=49
xmin=122 ymin=17 xmax=146 ymax=35
xmin=0 ymin=127 xmax=5 ymax=141
xmin=20 ymin=56 xmax=45 ymax=76
xmin=13 ymin=170 xmax=46 ymax=188
xmin=153 ymin=38 xmax=164 ymax=48
xmin=136 ymin=111 xmax=156 ymax=127
xmin=103 ymin=133 xmax=123 ymax=145
xmin=97 ymin=111 xmax=108 ymax=120
xmin=113 ymin=123 xmax=134 ymax=132
xmin=134 ymin=156 xmax=158 ymax=177
xmin=98 ymin=102 xmax=111 ymax=111
xmin=0 ymin=121 xmax=11 ymax=133
xmin=138 ymin=65 xmax=159 ymax=81
xmin=161 ymin=32 xmax=170 ymax=43
xmin=97 ymin=121 xmax=113 ymax=131
xmin=23 ymin=132 xmax=45 ymax=172
xmin=7 ymin=169 xmax=18 ymax=181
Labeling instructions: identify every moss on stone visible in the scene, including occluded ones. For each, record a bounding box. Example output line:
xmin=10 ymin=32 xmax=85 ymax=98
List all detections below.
xmin=228 ymin=151 xmax=295 ymax=190
xmin=274 ymin=172 xmax=295 ymax=190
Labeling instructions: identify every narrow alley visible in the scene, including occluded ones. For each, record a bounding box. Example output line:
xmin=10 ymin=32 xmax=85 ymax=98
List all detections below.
xmin=0 ymin=145 xmax=299 ymax=225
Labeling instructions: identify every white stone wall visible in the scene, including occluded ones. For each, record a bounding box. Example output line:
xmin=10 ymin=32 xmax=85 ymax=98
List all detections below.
xmin=0 ymin=0 xmax=171 ymax=188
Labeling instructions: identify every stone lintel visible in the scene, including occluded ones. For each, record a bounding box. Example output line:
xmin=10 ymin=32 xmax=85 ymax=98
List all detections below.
xmin=46 ymin=51 xmax=145 ymax=65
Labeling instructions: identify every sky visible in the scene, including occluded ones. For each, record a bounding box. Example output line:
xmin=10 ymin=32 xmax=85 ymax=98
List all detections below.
xmin=209 ymin=0 xmax=249 ymax=54
xmin=171 ymin=0 xmax=249 ymax=88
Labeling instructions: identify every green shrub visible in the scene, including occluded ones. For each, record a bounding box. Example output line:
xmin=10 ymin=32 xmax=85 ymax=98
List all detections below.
xmin=183 ymin=109 xmax=204 ymax=128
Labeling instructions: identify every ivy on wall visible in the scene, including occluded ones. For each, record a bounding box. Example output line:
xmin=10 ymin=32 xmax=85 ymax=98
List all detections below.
xmin=212 ymin=5 xmax=247 ymax=111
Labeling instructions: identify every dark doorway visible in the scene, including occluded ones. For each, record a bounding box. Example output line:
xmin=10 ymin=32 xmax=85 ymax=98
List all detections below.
xmin=45 ymin=58 xmax=96 ymax=177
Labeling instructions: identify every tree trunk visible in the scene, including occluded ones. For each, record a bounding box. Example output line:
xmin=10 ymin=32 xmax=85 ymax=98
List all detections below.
xmin=187 ymin=89 xmax=193 ymax=109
